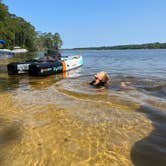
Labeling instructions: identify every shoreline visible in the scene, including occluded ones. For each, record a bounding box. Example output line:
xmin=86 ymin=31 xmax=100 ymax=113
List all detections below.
xmin=61 ymin=48 xmax=166 ymax=51
xmin=61 ymin=42 xmax=166 ymax=50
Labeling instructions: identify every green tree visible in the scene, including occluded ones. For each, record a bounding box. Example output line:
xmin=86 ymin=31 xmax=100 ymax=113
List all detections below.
xmin=0 ymin=1 xmax=63 ymax=51
xmin=0 ymin=2 xmax=37 ymax=50
xmin=53 ymin=33 xmax=63 ymax=49
xmin=35 ymin=32 xmax=63 ymax=50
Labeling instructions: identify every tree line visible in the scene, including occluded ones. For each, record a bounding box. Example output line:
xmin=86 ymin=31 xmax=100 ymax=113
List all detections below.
xmin=72 ymin=42 xmax=166 ymax=50
xmin=0 ymin=1 xmax=62 ymax=51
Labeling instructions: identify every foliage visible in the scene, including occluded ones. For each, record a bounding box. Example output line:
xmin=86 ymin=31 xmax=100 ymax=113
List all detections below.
xmin=73 ymin=42 xmax=166 ymax=50
xmin=0 ymin=1 xmax=63 ymax=51
xmin=0 ymin=2 xmax=36 ymax=50
xmin=36 ymin=32 xmax=63 ymax=50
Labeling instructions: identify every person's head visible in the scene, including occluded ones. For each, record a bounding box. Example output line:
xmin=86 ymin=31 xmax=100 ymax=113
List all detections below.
xmin=90 ymin=71 xmax=110 ymax=87
xmin=95 ymin=71 xmax=109 ymax=83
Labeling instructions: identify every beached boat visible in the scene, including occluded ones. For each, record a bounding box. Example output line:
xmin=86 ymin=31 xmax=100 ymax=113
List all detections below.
xmin=7 ymin=55 xmax=83 ymax=76
xmin=12 ymin=46 xmax=28 ymax=53
xmin=0 ymin=49 xmax=15 ymax=57
xmin=0 ymin=47 xmax=28 ymax=57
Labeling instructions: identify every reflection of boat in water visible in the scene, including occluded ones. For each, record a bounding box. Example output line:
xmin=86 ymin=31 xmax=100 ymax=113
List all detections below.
xmin=4 ymin=68 xmax=82 ymax=91
xmin=7 ymin=55 xmax=83 ymax=76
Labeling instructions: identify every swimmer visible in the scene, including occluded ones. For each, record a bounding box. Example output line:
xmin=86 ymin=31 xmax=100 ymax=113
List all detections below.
xmin=90 ymin=71 xmax=110 ymax=88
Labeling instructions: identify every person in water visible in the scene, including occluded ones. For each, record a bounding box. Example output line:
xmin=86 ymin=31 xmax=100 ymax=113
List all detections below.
xmin=90 ymin=71 xmax=110 ymax=88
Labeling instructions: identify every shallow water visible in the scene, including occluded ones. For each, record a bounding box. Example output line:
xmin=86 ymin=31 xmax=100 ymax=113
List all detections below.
xmin=0 ymin=50 xmax=166 ymax=166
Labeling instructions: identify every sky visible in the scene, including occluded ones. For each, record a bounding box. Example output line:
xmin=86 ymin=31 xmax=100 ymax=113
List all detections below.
xmin=3 ymin=0 xmax=166 ymax=48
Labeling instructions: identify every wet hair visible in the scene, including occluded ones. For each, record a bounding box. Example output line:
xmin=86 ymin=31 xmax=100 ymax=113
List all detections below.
xmin=99 ymin=71 xmax=109 ymax=83
xmin=90 ymin=80 xmax=108 ymax=88
xmin=90 ymin=71 xmax=110 ymax=88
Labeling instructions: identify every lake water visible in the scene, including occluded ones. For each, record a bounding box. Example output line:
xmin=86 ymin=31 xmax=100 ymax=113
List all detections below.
xmin=0 ymin=49 xmax=165 ymax=165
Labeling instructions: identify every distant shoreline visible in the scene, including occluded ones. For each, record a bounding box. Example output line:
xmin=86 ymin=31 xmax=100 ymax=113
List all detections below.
xmin=62 ymin=42 xmax=166 ymax=50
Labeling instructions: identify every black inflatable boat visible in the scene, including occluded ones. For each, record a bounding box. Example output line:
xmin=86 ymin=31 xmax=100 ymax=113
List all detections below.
xmin=7 ymin=55 xmax=83 ymax=76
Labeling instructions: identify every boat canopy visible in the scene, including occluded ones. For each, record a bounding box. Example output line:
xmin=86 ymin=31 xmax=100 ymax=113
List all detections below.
xmin=0 ymin=40 xmax=5 ymax=44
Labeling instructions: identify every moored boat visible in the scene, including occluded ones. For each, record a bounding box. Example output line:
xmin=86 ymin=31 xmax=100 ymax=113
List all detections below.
xmin=12 ymin=46 xmax=28 ymax=53
xmin=0 ymin=49 xmax=15 ymax=57
xmin=7 ymin=55 xmax=83 ymax=76
xmin=0 ymin=47 xmax=28 ymax=57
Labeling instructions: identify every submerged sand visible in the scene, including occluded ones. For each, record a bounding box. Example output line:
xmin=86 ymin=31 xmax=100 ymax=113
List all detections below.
xmin=1 ymin=74 xmax=165 ymax=166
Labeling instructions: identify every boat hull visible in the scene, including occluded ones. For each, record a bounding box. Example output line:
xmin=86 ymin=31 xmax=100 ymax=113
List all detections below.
xmin=7 ymin=55 xmax=83 ymax=76
xmin=7 ymin=62 xmax=33 ymax=75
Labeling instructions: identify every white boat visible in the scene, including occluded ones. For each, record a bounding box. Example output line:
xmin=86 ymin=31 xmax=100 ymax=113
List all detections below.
xmin=0 ymin=47 xmax=28 ymax=56
xmin=0 ymin=49 xmax=14 ymax=57
xmin=12 ymin=46 xmax=28 ymax=53
xmin=61 ymin=55 xmax=83 ymax=71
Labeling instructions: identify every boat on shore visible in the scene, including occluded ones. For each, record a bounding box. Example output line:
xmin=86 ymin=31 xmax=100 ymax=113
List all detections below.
xmin=12 ymin=46 xmax=28 ymax=54
xmin=0 ymin=47 xmax=28 ymax=57
xmin=0 ymin=49 xmax=15 ymax=57
xmin=7 ymin=54 xmax=83 ymax=76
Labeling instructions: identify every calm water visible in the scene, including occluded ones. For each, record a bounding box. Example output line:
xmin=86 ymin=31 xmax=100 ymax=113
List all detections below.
xmin=0 ymin=49 xmax=165 ymax=166
xmin=62 ymin=49 xmax=166 ymax=78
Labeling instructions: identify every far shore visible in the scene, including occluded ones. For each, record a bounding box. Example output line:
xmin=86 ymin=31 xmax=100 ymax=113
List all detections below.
xmin=62 ymin=42 xmax=166 ymax=50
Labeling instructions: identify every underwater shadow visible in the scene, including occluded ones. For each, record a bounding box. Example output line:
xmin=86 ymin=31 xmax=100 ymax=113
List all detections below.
xmin=0 ymin=74 xmax=64 ymax=92
xmin=0 ymin=76 xmax=20 ymax=92
xmin=0 ymin=118 xmax=22 ymax=164
xmin=131 ymin=105 xmax=166 ymax=166
xmin=143 ymin=84 xmax=166 ymax=99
